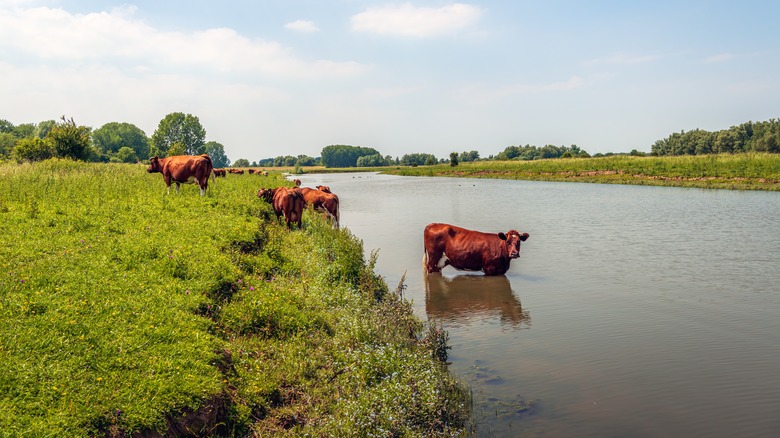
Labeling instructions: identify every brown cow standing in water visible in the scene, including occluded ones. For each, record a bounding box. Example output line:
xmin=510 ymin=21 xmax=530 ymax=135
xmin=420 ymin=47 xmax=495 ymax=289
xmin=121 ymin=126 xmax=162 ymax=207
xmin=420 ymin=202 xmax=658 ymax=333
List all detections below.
xmin=257 ymin=187 xmax=305 ymax=229
xmin=147 ymin=154 xmax=213 ymax=196
xmin=423 ymin=223 xmax=529 ymax=276
xmin=299 ymin=187 xmax=340 ymax=228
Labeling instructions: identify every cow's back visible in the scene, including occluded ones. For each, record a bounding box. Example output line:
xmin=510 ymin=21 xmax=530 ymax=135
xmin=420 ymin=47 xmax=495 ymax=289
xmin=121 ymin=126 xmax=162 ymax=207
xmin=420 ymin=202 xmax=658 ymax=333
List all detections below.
xmin=424 ymin=223 xmax=508 ymax=274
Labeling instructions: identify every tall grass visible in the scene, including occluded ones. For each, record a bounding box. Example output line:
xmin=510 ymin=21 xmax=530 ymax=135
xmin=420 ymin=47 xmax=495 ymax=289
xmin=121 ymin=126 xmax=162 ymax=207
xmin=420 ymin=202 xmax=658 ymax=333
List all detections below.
xmin=379 ymin=153 xmax=780 ymax=190
xmin=0 ymin=159 xmax=470 ymax=436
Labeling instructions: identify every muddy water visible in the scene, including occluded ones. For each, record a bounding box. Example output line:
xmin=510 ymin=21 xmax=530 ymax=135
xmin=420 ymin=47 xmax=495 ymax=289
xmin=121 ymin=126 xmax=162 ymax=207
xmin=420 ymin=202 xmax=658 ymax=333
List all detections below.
xmin=295 ymin=172 xmax=780 ymax=437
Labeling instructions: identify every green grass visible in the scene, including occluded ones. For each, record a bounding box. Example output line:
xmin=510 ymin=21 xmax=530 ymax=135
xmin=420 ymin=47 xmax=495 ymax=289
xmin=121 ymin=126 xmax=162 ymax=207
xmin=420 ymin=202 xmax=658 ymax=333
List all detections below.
xmin=370 ymin=153 xmax=780 ymax=190
xmin=0 ymin=159 xmax=470 ymax=436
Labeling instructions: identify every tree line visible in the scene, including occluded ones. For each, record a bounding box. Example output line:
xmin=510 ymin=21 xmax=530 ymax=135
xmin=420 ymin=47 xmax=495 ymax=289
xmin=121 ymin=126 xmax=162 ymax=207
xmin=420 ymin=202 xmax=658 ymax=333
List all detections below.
xmin=0 ymin=113 xmax=231 ymax=167
xmin=5 ymin=112 xmax=778 ymax=169
xmin=312 ymin=144 xmax=589 ymax=168
xmin=651 ymin=119 xmax=780 ymax=156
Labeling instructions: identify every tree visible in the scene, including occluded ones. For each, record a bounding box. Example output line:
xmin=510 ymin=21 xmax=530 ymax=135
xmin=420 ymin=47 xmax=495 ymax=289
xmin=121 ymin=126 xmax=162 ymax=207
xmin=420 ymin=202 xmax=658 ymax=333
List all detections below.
xmin=356 ymin=153 xmax=389 ymax=167
xmin=13 ymin=123 xmax=35 ymax=139
xmin=458 ymin=150 xmax=479 ymax=162
xmin=204 ymin=141 xmax=230 ymax=167
xmin=320 ymin=145 xmax=381 ymax=168
xmin=449 ymin=152 xmax=459 ymax=167
xmin=35 ymin=120 xmax=57 ymax=139
xmin=167 ymin=142 xmax=187 ymax=156
xmin=232 ymin=158 xmax=250 ymax=167
xmin=13 ymin=137 xmax=54 ymax=162
xmin=113 ymin=146 xmax=139 ymax=163
xmin=150 ymin=112 xmax=206 ymax=157
xmin=0 ymin=132 xmax=17 ymax=158
xmin=400 ymin=153 xmax=437 ymax=166
xmin=47 ymin=116 xmax=93 ymax=161
xmin=93 ymin=122 xmax=150 ymax=160
xmin=296 ymin=155 xmax=317 ymax=166
xmin=0 ymin=119 xmax=13 ymax=134
xmin=274 ymin=155 xmax=297 ymax=167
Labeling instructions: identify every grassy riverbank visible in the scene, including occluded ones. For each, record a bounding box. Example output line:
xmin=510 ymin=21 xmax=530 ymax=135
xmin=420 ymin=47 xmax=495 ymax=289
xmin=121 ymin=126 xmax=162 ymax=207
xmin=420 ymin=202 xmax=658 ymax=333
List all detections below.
xmin=0 ymin=159 xmax=469 ymax=436
xmin=313 ymin=154 xmax=780 ymax=191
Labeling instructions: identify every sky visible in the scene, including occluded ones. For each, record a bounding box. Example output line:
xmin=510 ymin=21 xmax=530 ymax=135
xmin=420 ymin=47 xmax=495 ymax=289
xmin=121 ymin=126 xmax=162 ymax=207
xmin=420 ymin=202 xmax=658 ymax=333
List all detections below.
xmin=1 ymin=0 xmax=779 ymax=162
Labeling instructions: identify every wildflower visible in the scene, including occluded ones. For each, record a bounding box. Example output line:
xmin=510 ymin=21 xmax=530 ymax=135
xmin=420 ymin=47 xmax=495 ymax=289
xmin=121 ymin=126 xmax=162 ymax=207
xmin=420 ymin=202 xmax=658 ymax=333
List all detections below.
xmin=249 ymin=286 xmax=255 ymax=291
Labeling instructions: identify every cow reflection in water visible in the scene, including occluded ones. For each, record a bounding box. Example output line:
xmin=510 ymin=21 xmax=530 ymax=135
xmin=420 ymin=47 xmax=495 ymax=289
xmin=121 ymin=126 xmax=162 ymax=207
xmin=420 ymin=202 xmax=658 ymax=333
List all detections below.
xmin=424 ymin=274 xmax=530 ymax=327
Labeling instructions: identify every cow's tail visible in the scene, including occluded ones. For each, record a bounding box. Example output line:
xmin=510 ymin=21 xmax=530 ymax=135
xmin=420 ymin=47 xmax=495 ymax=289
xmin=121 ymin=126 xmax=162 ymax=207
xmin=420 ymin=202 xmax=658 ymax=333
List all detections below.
xmin=334 ymin=197 xmax=340 ymax=229
xmin=202 ymin=154 xmax=215 ymax=182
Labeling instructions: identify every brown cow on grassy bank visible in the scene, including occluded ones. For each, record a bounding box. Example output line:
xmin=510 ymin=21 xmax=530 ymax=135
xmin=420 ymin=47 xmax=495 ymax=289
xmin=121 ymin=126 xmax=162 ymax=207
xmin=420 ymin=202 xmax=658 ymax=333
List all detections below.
xmin=299 ymin=187 xmax=340 ymax=228
xmin=257 ymin=187 xmax=305 ymax=229
xmin=423 ymin=223 xmax=529 ymax=276
xmin=147 ymin=154 xmax=213 ymax=196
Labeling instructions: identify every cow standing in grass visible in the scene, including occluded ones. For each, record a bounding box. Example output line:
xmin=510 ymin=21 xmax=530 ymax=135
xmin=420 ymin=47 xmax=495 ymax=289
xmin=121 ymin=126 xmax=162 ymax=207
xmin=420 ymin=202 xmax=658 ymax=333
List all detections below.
xmin=147 ymin=154 xmax=213 ymax=196
xmin=299 ymin=187 xmax=340 ymax=229
xmin=258 ymin=187 xmax=305 ymax=229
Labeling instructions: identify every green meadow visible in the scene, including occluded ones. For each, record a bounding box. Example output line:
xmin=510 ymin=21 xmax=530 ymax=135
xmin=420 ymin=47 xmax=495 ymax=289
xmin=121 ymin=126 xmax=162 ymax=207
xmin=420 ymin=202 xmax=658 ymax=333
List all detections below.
xmin=376 ymin=153 xmax=780 ymax=191
xmin=0 ymin=159 xmax=469 ymax=436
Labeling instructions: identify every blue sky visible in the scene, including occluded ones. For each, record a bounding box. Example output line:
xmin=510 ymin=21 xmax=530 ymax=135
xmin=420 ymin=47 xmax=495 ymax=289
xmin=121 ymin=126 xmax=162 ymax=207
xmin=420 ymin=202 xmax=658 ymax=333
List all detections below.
xmin=2 ymin=0 xmax=778 ymax=162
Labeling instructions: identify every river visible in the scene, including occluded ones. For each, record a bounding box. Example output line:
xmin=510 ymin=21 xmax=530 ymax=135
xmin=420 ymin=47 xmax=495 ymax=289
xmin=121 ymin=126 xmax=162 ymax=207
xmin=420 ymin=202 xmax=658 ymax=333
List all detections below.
xmin=295 ymin=172 xmax=780 ymax=437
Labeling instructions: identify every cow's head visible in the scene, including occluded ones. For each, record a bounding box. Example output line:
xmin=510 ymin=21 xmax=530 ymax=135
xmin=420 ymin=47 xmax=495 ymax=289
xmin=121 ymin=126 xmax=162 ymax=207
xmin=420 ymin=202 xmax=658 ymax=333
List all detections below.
xmin=147 ymin=156 xmax=162 ymax=173
xmin=498 ymin=230 xmax=529 ymax=258
xmin=257 ymin=188 xmax=275 ymax=203
xmin=316 ymin=185 xmax=332 ymax=193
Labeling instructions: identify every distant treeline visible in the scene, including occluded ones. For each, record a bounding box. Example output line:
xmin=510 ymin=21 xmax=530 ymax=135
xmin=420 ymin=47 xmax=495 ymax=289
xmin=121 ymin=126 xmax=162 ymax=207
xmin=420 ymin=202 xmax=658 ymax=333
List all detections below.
xmin=0 ymin=113 xmax=231 ymax=167
xmin=5 ymin=113 xmax=778 ymax=168
xmin=651 ymin=119 xmax=780 ymax=156
xmin=302 ymin=144 xmax=591 ymax=168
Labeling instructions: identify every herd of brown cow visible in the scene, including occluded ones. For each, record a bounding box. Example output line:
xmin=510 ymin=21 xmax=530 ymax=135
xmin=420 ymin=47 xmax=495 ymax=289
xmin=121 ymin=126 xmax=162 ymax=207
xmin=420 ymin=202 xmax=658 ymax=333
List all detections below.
xmin=147 ymin=154 xmax=529 ymax=276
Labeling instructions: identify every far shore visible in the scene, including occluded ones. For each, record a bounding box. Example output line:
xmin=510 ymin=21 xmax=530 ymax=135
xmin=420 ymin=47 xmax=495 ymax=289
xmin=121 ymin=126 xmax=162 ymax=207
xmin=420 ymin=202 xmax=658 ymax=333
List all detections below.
xmin=269 ymin=153 xmax=780 ymax=191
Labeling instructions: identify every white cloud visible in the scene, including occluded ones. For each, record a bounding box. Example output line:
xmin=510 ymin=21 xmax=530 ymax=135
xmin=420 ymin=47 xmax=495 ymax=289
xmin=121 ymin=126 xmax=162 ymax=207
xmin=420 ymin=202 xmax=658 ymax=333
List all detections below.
xmin=285 ymin=19 xmax=319 ymax=33
xmin=0 ymin=5 xmax=365 ymax=79
xmin=585 ymin=53 xmax=663 ymax=66
xmin=351 ymin=2 xmax=482 ymax=37
xmin=704 ymin=53 xmax=736 ymax=63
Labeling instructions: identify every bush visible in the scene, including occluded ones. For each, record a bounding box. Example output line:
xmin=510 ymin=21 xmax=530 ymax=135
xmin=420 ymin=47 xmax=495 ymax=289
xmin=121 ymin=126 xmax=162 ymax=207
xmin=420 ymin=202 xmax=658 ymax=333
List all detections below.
xmin=12 ymin=137 xmax=54 ymax=162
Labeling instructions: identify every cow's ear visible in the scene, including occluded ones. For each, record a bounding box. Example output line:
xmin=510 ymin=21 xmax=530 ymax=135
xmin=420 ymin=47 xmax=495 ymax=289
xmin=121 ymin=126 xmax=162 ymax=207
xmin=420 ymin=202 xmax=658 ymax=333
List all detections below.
xmin=498 ymin=232 xmax=507 ymax=241
xmin=521 ymin=233 xmax=529 ymax=241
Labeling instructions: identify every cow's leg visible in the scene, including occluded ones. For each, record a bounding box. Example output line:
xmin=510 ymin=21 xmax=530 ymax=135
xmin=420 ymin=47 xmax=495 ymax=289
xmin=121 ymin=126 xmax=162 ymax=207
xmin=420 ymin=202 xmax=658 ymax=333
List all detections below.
xmin=199 ymin=178 xmax=208 ymax=196
xmin=437 ymin=253 xmax=450 ymax=270
xmin=425 ymin=247 xmax=444 ymax=273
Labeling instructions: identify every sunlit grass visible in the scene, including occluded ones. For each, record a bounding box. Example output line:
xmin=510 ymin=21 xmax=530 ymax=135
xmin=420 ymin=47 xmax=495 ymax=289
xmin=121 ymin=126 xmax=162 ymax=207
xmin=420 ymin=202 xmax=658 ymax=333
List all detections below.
xmin=0 ymin=159 xmax=470 ymax=436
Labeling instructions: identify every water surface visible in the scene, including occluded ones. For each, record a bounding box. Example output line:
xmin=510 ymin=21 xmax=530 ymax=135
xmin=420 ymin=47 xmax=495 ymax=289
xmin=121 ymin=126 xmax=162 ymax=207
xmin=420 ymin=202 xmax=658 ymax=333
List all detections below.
xmin=296 ymin=172 xmax=780 ymax=437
